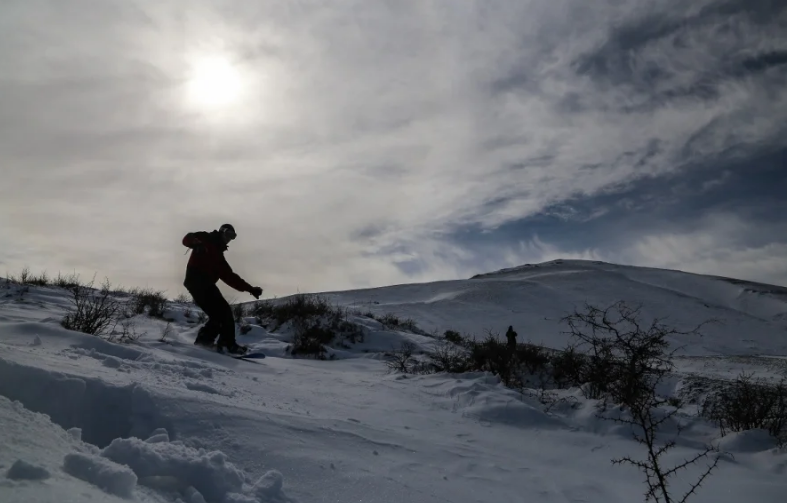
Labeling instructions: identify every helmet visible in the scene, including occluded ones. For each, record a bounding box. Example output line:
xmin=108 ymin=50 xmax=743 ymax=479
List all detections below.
xmin=219 ymin=223 xmax=236 ymax=241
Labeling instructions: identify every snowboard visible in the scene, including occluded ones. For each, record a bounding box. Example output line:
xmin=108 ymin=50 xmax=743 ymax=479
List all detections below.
xmin=228 ymin=351 xmax=266 ymax=360
xmin=195 ymin=343 xmax=266 ymax=362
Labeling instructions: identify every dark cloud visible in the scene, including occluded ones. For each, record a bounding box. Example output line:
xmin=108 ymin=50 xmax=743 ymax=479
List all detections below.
xmin=574 ymin=0 xmax=787 ymax=110
xmin=445 ymin=146 xmax=787 ymax=284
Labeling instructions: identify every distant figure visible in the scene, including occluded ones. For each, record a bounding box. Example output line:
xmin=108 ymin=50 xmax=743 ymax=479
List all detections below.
xmin=182 ymin=223 xmax=263 ymax=355
xmin=505 ymin=325 xmax=517 ymax=349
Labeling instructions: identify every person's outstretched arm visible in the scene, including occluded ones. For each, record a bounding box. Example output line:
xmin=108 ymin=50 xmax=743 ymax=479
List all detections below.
xmin=217 ymin=255 xmax=261 ymax=297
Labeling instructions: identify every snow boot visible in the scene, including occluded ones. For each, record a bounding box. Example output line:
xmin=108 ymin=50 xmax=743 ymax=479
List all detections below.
xmin=216 ymin=340 xmax=248 ymax=355
xmin=194 ymin=334 xmax=216 ymax=349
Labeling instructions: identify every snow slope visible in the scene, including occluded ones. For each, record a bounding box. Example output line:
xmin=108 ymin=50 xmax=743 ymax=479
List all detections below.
xmin=320 ymin=259 xmax=787 ymax=357
xmin=1 ymin=260 xmax=786 ymax=503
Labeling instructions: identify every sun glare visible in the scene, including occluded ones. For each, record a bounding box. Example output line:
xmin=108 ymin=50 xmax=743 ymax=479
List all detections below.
xmin=186 ymin=55 xmax=243 ymax=109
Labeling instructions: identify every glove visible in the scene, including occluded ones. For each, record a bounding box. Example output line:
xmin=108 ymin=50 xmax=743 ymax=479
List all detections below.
xmin=250 ymin=286 xmax=263 ymax=299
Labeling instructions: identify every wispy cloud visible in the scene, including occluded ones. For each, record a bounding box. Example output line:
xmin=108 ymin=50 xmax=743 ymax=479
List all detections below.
xmin=1 ymin=0 xmax=785 ymax=295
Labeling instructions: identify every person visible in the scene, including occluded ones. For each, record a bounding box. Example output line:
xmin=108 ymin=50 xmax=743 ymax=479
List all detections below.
xmin=505 ymin=325 xmax=517 ymax=350
xmin=181 ymin=223 xmax=263 ymax=354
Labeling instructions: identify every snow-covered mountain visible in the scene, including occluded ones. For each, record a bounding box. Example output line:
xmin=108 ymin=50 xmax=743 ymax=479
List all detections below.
xmin=321 ymin=259 xmax=787 ymax=356
xmin=1 ymin=260 xmax=785 ymax=503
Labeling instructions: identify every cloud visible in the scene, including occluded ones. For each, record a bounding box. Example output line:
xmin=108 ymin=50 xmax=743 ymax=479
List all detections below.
xmin=0 ymin=0 xmax=785 ymax=295
xmin=621 ymin=213 xmax=787 ymax=287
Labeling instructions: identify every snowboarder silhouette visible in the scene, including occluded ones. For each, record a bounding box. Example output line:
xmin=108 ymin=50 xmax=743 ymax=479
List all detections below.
xmin=181 ymin=223 xmax=263 ymax=355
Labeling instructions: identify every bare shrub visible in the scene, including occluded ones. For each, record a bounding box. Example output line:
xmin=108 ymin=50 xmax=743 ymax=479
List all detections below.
xmin=378 ymin=313 xmax=420 ymax=333
xmin=174 ymin=293 xmax=191 ymax=304
xmin=386 ymin=341 xmax=418 ymax=373
xmin=327 ymin=307 xmax=365 ymax=344
xmin=563 ymin=301 xmax=720 ymax=503
xmin=232 ymin=302 xmax=247 ymax=325
xmin=61 ymin=278 xmax=122 ymax=337
xmin=253 ymin=294 xmax=332 ymax=328
xmin=160 ymin=322 xmax=174 ymax=343
xmin=424 ymin=339 xmax=471 ymax=374
xmin=561 ymin=301 xmax=709 ymax=407
xmin=255 ymin=295 xmax=364 ymax=355
xmin=54 ymin=272 xmax=82 ymax=289
xmin=28 ymin=270 xmax=50 ymax=286
xmin=514 ymin=343 xmax=551 ymax=375
xmin=549 ymin=344 xmax=587 ymax=389
xmin=17 ymin=266 xmax=31 ymax=285
xmin=464 ymin=332 xmax=519 ymax=385
xmin=129 ymin=287 xmax=168 ymax=318
xmin=112 ymin=317 xmax=143 ymax=343
xmin=701 ymin=372 xmax=787 ymax=445
xmin=610 ymin=387 xmax=721 ymax=503
xmin=289 ymin=319 xmax=335 ymax=359
xmin=233 ymin=302 xmax=254 ymax=335
xmin=443 ymin=329 xmax=464 ymax=344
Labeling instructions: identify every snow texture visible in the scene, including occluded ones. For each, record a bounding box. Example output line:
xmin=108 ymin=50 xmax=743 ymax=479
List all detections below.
xmin=0 ymin=259 xmax=785 ymax=503
xmin=6 ymin=460 xmax=50 ymax=481
xmin=62 ymin=452 xmax=137 ymax=498
xmin=101 ymin=436 xmax=257 ymax=503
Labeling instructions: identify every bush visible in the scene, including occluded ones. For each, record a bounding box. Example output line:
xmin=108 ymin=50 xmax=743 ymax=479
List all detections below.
xmin=378 ymin=313 xmax=419 ymax=332
xmin=54 ymin=272 xmax=82 ymax=289
xmin=61 ymin=278 xmax=122 ymax=337
xmin=129 ymin=288 xmax=168 ymax=318
xmin=112 ymin=317 xmax=142 ymax=343
xmin=390 ymin=330 xmax=550 ymax=388
xmin=16 ymin=267 xmax=31 ymax=285
xmin=253 ymin=294 xmax=332 ymax=328
xmin=232 ymin=302 xmax=248 ymax=325
xmin=514 ymin=343 xmax=551 ymax=375
xmin=386 ymin=341 xmax=418 ymax=373
xmin=327 ymin=307 xmax=365 ymax=344
xmin=443 ymin=330 xmax=464 ymax=344
xmin=173 ymin=293 xmax=191 ymax=304
xmin=549 ymin=344 xmax=587 ymax=388
xmin=462 ymin=333 xmax=520 ymax=384
xmin=6 ymin=267 xmax=51 ymax=287
xmin=160 ymin=322 xmax=174 ymax=343
xmin=563 ymin=301 xmax=719 ymax=503
xmin=560 ymin=301 xmax=708 ymax=408
xmin=701 ymin=372 xmax=787 ymax=445
xmin=255 ymin=294 xmax=365 ymax=355
xmin=424 ymin=339 xmax=472 ymax=374
xmin=289 ymin=321 xmax=336 ymax=359
xmin=28 ymin=270 xmax=50 ymax=286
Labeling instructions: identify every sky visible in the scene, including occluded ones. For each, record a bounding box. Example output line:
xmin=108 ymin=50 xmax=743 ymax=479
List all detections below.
xmin=1 ymin=0 xmax=786 ymax=299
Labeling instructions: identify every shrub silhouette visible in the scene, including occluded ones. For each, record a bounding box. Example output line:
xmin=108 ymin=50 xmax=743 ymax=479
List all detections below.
xmin=701 ymin=372 xmax=787 ymax=446
xmin=61 ymin=278 xmax=122 ymax=337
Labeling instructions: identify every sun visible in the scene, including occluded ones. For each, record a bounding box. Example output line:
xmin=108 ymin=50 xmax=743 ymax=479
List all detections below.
xmin=186 ymin=55 xmax=243 ymax=109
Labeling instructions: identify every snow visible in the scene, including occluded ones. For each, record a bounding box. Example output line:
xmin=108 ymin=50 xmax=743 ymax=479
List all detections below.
xmin=6 ymin=460 xmax=50 ymax=481
xmin=0 ymin=259 xmax=785 ymax=503
xmin=62 ymin=451 xmax=138 ymax=498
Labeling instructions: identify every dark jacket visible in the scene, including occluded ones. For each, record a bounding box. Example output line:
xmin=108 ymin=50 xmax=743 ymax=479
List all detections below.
xmin=182 ymin=230 xmax=253 ymax=293
xmin=505 ymin=326 xmax=517 ymax=346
